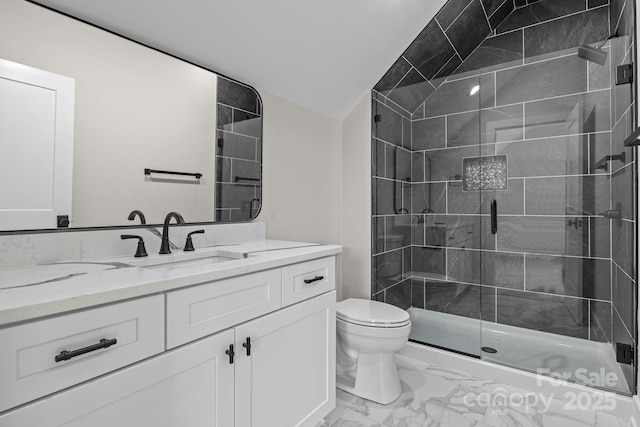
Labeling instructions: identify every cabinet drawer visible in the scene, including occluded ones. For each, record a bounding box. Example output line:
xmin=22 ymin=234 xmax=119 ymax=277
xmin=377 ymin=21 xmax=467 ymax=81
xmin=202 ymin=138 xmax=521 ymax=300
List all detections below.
xmin=281 ymin=257 xmax=335 ymax=307
xmin=0 ymin=330 xmax=235 ymax=427
xmin=0 ymin=295 xmax=165 ymax=412
xmin=166 ymin=269 xmax=282 ymax=349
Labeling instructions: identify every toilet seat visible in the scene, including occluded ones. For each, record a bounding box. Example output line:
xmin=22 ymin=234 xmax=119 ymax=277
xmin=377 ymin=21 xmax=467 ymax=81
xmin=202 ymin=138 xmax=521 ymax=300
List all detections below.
xmin=336 ymin=299 xmax=410 ymax=328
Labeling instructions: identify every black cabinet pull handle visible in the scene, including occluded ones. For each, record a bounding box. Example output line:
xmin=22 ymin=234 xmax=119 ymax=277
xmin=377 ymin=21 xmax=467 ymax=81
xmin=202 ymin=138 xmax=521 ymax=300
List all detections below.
xmin=304 ymin=276 xmax=325 ymax=284
xmin=55 ymin=338 xmax=117 ymax=362
xmin=243 ymin=337 xmax=251 ymax=356
xmin=490 ymin=200 xmax=498 ymax=235
xmin=225 ymin=344 xmax=235 ymax=364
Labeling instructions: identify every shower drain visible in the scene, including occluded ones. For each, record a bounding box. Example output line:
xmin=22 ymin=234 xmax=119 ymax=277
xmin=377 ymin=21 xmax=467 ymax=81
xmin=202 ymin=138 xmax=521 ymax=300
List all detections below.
xmin=481 ymin=346 xmax=498 ymax=354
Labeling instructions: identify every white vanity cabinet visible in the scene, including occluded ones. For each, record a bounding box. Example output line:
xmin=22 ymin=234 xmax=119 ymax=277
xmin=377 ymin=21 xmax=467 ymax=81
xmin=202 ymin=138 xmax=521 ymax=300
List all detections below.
xmin=0 ymin=330 xmax=235 ymax=427
xmin=0 ymin=255 xmax=337 ymax=427
xmin=166 ymin=260 xmax=336 ymax=427
xmin=234 ymin=290 xmax=335 ymax=427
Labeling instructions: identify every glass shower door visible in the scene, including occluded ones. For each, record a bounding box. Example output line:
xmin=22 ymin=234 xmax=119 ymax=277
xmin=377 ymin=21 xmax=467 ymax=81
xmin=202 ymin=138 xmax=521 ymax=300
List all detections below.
xmin=403 ymin=71 xmax=486 ymax=358
xmin=477 ymin=3 xmax=637 ymax=394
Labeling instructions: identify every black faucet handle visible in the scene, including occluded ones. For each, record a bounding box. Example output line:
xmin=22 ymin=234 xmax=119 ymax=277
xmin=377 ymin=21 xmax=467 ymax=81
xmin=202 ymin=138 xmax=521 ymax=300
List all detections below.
xmin=121 ymin=235 xmax=148 ymax=257
xmin=184 ymin=230 xmax=205 ymax=252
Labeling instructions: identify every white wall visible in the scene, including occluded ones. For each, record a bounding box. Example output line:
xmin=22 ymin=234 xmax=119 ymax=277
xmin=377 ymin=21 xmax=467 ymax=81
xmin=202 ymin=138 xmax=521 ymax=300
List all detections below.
xmin=340 ymin=95 xmax=372 ymax=300
xmin=256 ymin=90 xmax=371 ymax=301
xmin=0 ymin=0 xmax=217 ymax=227
xmin=258 ymin=91 xmax=343 ymax=245
xmin=256 ymin=91 xmax=345 ymax=297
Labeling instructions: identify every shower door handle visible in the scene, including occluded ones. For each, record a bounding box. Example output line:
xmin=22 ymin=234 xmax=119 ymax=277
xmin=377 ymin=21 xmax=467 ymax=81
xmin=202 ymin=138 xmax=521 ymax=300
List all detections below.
xmin=491 ymin=200 xmax=497 ymax=234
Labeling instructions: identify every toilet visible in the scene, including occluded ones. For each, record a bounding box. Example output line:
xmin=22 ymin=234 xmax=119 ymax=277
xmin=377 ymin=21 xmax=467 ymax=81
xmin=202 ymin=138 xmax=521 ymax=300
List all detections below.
xmin=335 ymin=298 xmax=411 ymax=404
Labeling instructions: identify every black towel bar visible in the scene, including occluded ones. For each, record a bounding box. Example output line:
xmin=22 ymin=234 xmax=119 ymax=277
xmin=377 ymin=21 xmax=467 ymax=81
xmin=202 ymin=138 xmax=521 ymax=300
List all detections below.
xmin=145 ymin=169 xmax=202 ymax=179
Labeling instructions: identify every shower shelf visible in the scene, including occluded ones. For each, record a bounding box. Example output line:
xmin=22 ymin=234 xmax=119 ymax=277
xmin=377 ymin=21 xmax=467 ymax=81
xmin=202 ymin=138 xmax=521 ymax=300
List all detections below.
xmin=594 ymin=152 xmax=625 ymax=171
xmin=624 ymin=126 xmax=640 ymax=146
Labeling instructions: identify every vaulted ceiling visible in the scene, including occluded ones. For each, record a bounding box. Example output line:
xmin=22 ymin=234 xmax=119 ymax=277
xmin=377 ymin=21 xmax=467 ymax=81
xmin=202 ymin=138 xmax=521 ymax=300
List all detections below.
xmin=31 ymin=0 xmax=448 ymax=120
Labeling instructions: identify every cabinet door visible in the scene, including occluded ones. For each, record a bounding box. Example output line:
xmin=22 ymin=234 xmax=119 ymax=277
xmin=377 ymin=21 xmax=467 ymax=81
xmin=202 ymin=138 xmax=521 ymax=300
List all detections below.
xmin=0 ymin=330 xmax=235 ymax=427
xmin=235 ymin=291 xmax=336 ymax=427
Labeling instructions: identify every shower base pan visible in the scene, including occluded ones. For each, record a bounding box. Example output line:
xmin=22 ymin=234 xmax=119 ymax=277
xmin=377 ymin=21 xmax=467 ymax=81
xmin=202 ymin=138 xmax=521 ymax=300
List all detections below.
xmin=407 ymin=307 xmax=630 ymax=395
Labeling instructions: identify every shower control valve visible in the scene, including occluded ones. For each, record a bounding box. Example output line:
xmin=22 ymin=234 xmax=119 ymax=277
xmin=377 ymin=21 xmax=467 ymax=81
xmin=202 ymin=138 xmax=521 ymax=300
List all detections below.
xmin=567 ymin=218 xmax=583 ymax=229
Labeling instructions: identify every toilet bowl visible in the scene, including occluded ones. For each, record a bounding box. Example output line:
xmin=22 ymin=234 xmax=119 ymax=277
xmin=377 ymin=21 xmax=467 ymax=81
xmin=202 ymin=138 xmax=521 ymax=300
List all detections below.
xmin=335 ymin=298 xmax=411 ymax=404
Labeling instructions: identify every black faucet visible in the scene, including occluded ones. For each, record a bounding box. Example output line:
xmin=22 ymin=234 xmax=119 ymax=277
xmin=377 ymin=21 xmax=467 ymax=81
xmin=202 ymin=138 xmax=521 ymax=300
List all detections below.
xmin=127 ymin=210 xmax=146 ymax=224
xmin=159 ymin=212 xmax=185 ymax=254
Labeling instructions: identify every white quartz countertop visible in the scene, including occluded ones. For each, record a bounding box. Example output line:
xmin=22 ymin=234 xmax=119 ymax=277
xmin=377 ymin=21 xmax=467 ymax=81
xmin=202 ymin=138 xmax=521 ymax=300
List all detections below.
xmin=0 ymin=240 xmax=341 ymax=327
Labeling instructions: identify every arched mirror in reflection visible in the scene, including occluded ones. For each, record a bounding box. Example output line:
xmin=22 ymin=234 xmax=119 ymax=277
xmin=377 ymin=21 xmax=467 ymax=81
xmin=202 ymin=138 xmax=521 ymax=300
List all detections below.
xmin=0 ymin=0 xmax=262 ymax=232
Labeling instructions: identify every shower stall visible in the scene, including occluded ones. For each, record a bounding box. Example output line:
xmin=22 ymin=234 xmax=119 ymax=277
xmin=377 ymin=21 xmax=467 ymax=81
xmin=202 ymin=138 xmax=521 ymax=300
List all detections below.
xmin=372 ymin=0 xmax=637 ymax=394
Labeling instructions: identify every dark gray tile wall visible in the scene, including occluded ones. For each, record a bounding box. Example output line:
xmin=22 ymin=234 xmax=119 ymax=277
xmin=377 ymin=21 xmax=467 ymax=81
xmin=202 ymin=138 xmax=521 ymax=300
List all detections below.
xmin=372 ymin=0 xmax=636 ymax=372
xmin=216 ymin=76 xmax=262 ymax=221
xmin=497 ymin=0 xmax=587 ymax=34
xmin=521 ymin=6 xmax=609 ymax=61
xmin=373 ymin=0 xmax=514 ymax=114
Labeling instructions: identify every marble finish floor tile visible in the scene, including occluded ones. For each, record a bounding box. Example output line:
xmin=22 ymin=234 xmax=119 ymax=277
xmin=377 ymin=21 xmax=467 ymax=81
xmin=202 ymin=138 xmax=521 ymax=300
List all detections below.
xmin=326 ymin=355 xmax=633 ymax=427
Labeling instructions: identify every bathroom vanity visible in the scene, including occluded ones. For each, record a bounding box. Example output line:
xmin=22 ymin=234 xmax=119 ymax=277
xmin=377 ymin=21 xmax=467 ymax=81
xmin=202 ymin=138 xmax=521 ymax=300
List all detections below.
xmin=0 ymin=235 xmax=340 ymax=427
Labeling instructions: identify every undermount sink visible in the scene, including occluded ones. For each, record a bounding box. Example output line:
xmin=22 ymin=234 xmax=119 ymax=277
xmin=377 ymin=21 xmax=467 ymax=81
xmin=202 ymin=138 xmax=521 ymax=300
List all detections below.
xmin=130 ymin=250 xmax=248 ymax=271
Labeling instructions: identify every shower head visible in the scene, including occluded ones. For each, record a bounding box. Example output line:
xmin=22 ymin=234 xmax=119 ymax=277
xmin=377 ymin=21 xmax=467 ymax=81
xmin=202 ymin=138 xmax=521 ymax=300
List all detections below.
xmin=577 ymin=45 xmax=607 ymax=65
xmin=577 ymin=30 xmax=619 ymax=65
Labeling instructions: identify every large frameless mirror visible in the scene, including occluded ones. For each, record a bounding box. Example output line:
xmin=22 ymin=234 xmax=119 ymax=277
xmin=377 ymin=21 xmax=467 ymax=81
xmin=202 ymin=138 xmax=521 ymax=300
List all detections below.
xmin=0 ymin=0 xmax=262 ymax=232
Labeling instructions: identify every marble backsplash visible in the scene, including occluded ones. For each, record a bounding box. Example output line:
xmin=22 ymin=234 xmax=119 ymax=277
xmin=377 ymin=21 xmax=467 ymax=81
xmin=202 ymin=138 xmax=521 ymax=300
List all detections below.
xmin=0 ymin=222 xmax=266 ymax=269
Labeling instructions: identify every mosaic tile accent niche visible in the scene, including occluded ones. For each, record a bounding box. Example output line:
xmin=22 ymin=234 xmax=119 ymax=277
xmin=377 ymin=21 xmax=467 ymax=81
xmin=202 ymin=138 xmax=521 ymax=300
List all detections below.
xmin=462 ymin=155 xmax=507 ymax=191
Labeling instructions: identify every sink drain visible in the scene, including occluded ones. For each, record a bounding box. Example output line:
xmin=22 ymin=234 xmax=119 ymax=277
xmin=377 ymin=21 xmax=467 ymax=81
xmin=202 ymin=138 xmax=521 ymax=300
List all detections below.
xmin=481 ymin=346 xmax=497 ymax=354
